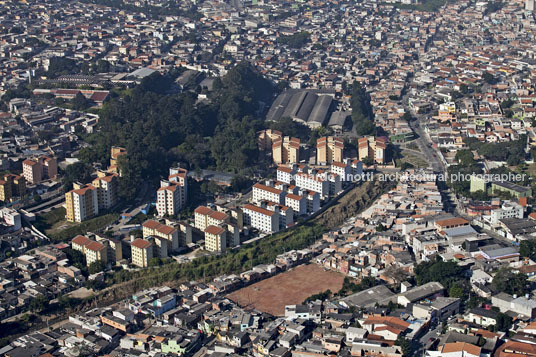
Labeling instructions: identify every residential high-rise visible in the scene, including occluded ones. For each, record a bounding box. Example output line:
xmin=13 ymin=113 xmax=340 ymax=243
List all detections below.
xmin=65 ymin=183 xmax=99 ymax=222
xmin=22 ymin=159 xmax=42 ymax=184
xmin=243 ymin=203 xmax=280 ymax=233
xmin=142 ymin=219 xmax=179 ymax=252
xmin=316 ymin=136 xmax=344 ymax=165
xmin=252 ymin=182 xmax=286 ymax=205
xmin=22 ymin=156 xmax=57 ymax=184
xmin=109 ymin=146 xmax=127 ymax=175
xmin=294 ymin=170 xmax=329 ymax=198
xmin=92 ymin=171 xmax=119 ymax=210
xmin=131 ymin=238 xmax=153 ymax=268
xmin=0 ymin=174 xmax=25 ymax=202
xmin=194 ymin=206 xmax=230 ymax=231
xmin=71 ymin=235 xmax=109 ymax=267
xmin=40 ymin=156 xmax=57 ymax=180
xmin=156 ymin=168 xmax=188 ymax=217
xmin=204 ymin=225 xmax=227 ymax=252
xmin=272 ymin=136 xmax=300 ymax=164
xmin=358 ymin=136 xmax=388 ymax=164
xmin=257 ymin=129 xmax=282 ymax=150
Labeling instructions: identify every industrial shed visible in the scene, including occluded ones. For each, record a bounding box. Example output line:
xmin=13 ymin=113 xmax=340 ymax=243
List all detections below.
xmin=266 ymin=89 xmax=336 ymax=129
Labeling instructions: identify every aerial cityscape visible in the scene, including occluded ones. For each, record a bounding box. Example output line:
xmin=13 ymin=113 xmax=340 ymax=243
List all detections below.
xmin=1 ymin=0 xmax=536 ymax=355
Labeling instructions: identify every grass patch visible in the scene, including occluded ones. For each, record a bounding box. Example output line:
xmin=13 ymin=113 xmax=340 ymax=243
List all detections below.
xmin=48 ymin=213 xmax=120 ymax=242
xmin=400 ymin=151 xmax=428 ymax=168
xmin=34 ymin=207 xmax=66 ymax=232
xmin=526 ymin=163 xmax=536 ymax=178
xmin=406 ymin=142 xmax=421 ymax=152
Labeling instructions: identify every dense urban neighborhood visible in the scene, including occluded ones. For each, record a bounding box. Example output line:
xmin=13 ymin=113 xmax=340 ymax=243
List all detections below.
xmin=2 ymin=0 xmax=536 ymax=355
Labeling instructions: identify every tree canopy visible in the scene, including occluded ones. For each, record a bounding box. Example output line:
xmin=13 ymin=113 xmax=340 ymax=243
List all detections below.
xmin=492 ymin=268 xmax=530 ymax=296
xmin=414 ymin=258 xmax=466 ymax=293
xmin=464 ymin=136 xmax=527 ymax=165
xmin=277 ymin=31 xmax=311 ymax=48
xmin=350 ymin=81 xmax=376 ymax=136
xmin=80 ymin=62 xmax=275 ymax=201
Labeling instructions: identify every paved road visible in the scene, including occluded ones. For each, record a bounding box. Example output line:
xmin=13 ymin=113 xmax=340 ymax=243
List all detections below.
xmin=416 ymin=323 xmax=442 ymax=355
xmin=401 ymin=93 xmax=445 ymax=174
xmin=408 ymin=119 xmax=444 ymax=173
xmin=25 ymin=195 xmax=65 ymax=213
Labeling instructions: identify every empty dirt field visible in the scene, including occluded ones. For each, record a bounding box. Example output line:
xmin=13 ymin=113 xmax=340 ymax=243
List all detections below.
xmin=226 ymin=264 xmax=345 ymax=316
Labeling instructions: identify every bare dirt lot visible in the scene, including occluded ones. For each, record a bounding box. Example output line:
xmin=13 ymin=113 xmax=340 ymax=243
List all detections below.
xmin=226 ymin=264 xmax=345 ymax=316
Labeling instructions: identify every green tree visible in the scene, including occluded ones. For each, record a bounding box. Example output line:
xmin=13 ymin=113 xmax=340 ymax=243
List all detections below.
xmin=277 ymin=31 xmax=311 ymax=48
xmin=71 ymin=92 xmax=91 ymax=111
xmin=149 ymin=257 xmax=163 ymax=267
xmin=414 ymin=259 xmax=465 ymax=289
xmin=455 ymin=149 xmax=476 ymax=166
xmin=350 ymin=81 xmax=375 ymax=136
xmin=402 ymin=112 xmax=414 ymax=122
xmin=449 ymin=282 xmax=466 ymax=298
xmin=482 ymin=72 xmax=496 ymax=84
xmin=29 ymin=295 xmax=49 ymax=312
xmin=61 ymin=162 xmax=94 ymax=190
xmin=492 ymin=268 xmax=530 ymax=296
xmin=88 ymin=260 xmax=105 ymax=274
xmin=395 ymin=336 xmax=411 ymax=356
xmin=494 ymin=312 xmax=512 ymax=332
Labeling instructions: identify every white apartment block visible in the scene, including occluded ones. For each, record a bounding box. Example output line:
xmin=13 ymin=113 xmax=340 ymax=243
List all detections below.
xmin=156 ymin=168 xmax=188 ymax=217
xmin=72 ymin=186 xmax=99 ymax=222
xmin=331 ymin=162 xmax=352 ymax=182
xmin=252 ymin=183 xmax=286 ymax=205
xmin=306 ymin=191 xmax=321 ymax=213
xmin=277 ymin=165 xmax=296 ymax=184
xmin=226 ymin=223 xmax=240 ymax=248
xmin=350 ymin=159 xmax=364 ymax=177
xmin=194 ymin=206 xmax=230 ymax=232
xmin=150 ymin=236 xmax=169 ymax=258
xmin=264 ymin=201 xmax=294 ymax=230
xmin=142 ymin=220 xmax=180 ymax=252
xmin=92 ymin=173 xmax=118 ymax=210
xmin=243 ymin=203 xmax=280 ymax=233
xmin=295 ymin=172 xmax=329 ymax=198
xmin=157 ymin=184 xmax=185 ymax=217
xmin=488 ymin=201 xmax=524 ymax=225
xmin=328 ymin=173 xmax=342 ymax=196
xmin=285 ymin=193 xmax=307 ymax=216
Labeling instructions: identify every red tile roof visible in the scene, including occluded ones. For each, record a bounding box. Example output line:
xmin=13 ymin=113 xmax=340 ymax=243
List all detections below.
xmin=72 ymin=235 xmax=90 ymax=246
xmin=435 ymin=217 xmax=469 ymax=227
xmin=243 ymin=204 xmax=276 ymax=216
xmin=85 ymin=241 xmax=105 ymax=252
xmin=142 ymin=220 xmax=161 ymax=230
xmin=209 ymin=211 xmax=229 ymax=221
xmin=157 ymin=225 xmax=177 ymax=236
xmin=194 ymin=206 xmax=214 ymax=216
xmin=131 ymin=239 xmax=152 ymax=249
xmin=441 ymin=342 xmax=481 ymax=356
xmin=205 ymin=225 xmax=225 ymax=235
